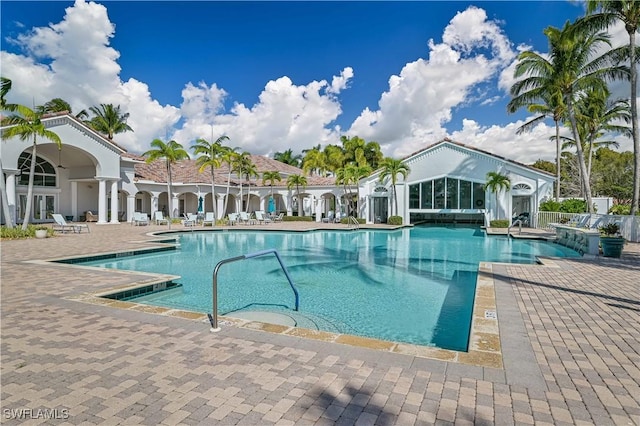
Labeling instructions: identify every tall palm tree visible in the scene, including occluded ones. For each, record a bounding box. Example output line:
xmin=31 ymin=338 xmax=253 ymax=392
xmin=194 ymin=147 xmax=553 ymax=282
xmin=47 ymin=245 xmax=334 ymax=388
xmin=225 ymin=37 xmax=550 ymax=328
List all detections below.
xmin=584 ymin=0 xmax=640 ymax=214
xmin=86 ymin=104 xmax=133 ymax=140
xmin=286 ymin=174 xmax=307 ymax=216
xmin=274 ymin=149 xmax=302 ymax=167
xmin=221 ymin=147 xmax=238 ymax=216
xmin=509 ymin=21 xmax=625 ymax=213
xmin=191 ymin=135 xmax=229 ymax=220
xmin=262 ymin=171 xmax=282 ymax=210
xmin=484 ymin=171 xmax=511 ymax=220
xmin=378 ymin=158 xmax=410 ymax=217
xmin=508 ymin=85 xmax=566 ymax=201
xmin=232 ymin=152 xmax=257 ymax=212
xmin=323 ymin=144 xmax=345 ymax=175
xmin=302 ymin=147 xmax=327 ymax=177
xmin=2 ymin=105 xmax=62 ymax=230
xmin=142 ymin=139 xmax=189 ymax=225
xmin=1 ymin=77 xmax=16 ymax=228
xmin=340 ymin=163 xmax=371 ymax=217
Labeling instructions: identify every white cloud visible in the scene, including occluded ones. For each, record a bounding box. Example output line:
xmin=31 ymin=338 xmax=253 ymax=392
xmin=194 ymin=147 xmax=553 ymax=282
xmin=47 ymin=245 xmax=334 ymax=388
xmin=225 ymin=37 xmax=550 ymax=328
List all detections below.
xmin=348 ymin=6 xmax=516 ymax=159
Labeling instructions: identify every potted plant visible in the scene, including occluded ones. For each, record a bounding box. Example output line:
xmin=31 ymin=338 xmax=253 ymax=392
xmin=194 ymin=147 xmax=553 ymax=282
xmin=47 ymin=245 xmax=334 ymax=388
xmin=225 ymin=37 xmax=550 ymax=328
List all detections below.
xmin=34 ymin=226 xmax=49 ymax=239
xmin=599 ymin=222 xmax=625 ymax=258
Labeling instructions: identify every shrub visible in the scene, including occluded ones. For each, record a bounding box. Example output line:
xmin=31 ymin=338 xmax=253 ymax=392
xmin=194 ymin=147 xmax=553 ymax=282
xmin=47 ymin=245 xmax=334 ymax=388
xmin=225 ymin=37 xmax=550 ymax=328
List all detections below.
xmin=490 ymin=219 xmax=510 ymax=228
xmin=282 ymin=215 xmax=313 ymax=222
xmin=339 ymin=217 xmax=366 ymax=224
xmin=387 ymin=216 xmax=403 ymax=225
xmin=539 ymin=200 xmax=561 ymax=212
xmin=559 ymin=198 xmax=589 ymax=213
xmin=599 ymin=222 xmax=620 ymax=237
xmin=0 ymin=224 xmax=54 ymax=239
xmin=608 ymin=204 xmax=631 ymax=215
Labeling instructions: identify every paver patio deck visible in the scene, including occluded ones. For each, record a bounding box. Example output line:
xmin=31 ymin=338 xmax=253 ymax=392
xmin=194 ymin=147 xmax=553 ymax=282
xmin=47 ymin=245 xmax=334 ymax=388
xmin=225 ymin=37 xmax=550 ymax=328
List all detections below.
xmin=1 ymin=222 xmax=639 ymax=425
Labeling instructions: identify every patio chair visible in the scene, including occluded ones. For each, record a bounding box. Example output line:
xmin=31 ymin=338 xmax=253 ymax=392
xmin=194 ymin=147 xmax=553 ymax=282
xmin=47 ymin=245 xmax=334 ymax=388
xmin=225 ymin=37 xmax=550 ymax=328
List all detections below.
xmin=239 ymin=211 xmax=253 ymax=225
xmin=52 ymin=213 xmax=90 ymax=233
xmin=254 ymin=210 xmax=271 ymax=224
xmin=132 ymin=212 xmax=149 ymax=226
xmin=85 ymin=211 xmax=98 ymax=222
xmin=154 ymin=211 xmax=169 ymax=225
xmin=182 ymin=213 xmax=197 ymax=227
xmin=227 ymin=213 xmax=238 ymax=226
xmin=272 ymin=212 xmax=284 ymax=222
xmin=202 ymin=212 xmax=215 ymax=227
xmin=322 ymin=210 xmax=335 ymax=223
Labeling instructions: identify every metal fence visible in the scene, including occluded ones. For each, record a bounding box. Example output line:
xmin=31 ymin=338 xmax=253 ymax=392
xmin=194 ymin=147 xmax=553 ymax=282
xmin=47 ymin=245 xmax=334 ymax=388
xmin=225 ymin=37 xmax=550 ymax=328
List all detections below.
xmin=534 ymin=212 xmax=640 ymax=243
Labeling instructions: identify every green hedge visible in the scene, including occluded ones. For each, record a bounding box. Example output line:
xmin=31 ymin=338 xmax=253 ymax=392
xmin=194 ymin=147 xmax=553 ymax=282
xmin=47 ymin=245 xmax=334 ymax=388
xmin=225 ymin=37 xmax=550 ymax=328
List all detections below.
xmin=0 ymin=224 xmax=55 ymax=239
xmin=339 ymin=217 xmax=366 ymax=224
xmin=387 ymin=216 xmax=403 ymax=225
xmin=490 ymin=219 xmax=510 ymax=228
xmin=282 ymin=215 xmax=312 ymax=222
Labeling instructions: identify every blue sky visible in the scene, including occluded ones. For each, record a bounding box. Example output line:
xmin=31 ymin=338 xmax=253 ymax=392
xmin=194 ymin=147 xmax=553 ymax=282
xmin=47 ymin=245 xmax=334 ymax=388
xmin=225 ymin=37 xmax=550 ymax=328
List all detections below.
xmin=0 ymin=1 xmax=632 ymax=162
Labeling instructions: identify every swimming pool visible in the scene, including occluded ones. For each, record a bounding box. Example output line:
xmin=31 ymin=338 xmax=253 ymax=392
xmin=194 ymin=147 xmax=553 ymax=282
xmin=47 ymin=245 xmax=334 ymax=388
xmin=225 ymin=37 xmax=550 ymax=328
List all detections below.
xmin=79 ymin=226 xmax=579 ymax=351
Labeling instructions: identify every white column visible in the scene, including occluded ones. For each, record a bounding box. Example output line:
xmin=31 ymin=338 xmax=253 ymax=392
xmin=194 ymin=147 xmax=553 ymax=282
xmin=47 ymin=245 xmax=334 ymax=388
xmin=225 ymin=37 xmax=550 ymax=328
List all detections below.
xmin=5 ymin=171 xmax=17 ymax=224
xmin=71 ymin=181 xmax=78 ymax=221
xmin=97 ymin=179 xmax=108 ymax=224
xmin=127 ymin=195 xmax=136 ymax=223
xmin=110 ymin=180 xmax=119 ymax=223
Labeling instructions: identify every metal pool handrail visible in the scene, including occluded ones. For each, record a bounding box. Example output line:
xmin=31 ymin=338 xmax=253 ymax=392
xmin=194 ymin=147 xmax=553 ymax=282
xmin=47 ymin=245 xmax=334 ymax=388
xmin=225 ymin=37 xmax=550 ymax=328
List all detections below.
xmin=208 ymin=249 xmax=300 ymax=332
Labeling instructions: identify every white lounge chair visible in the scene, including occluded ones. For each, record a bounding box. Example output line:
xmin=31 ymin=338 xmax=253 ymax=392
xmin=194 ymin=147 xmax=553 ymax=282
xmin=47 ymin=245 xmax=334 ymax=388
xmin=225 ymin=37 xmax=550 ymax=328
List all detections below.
xmin=132 ymin=212 xmax=149 ymax=226
xmin=254 ymin=210 xmax=271 ymax=224
xmin=182 ymin=213 xmax=198 ymax=227
xmin=322 ymin=211 xmax=334 ymax=223
xmin=227 ymin=213 xmax=238 ymax=226
xmin=272 ymin=212 xmax=284 ymax=222
xmin=154 ymin=211 xmax=169 ymax=225
xmin=202 ymin=212 xmax=215 ymax=227
xmin=238 ymin=211 xmax=253 ymax=225
xmin=52 ymin=213 xmax=90 ymax=233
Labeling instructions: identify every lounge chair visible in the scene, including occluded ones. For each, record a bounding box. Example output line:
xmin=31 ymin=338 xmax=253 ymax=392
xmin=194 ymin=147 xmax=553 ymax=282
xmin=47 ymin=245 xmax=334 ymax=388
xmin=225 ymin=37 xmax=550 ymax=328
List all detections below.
xmin=254 ymin=210 xmax=271 ymax=224
xmin=182 ymin=213 xmax=198 ymax=227
xmin=154 ymin=211 xmax=169 ymax=225
xmin=322 ymin=211 xmax=334 ymax=223
xmin=52 ymin=213 xmax=90 ymax=233
xmin=132 ymin=212 xmax=149 ymax=226
xmin=202 ymin=212 xmax=215 ymax=227
xmin=272 ymin=212 xmax=284 ymax=222
xmin=85 ymin=211 xmax=98 ymax=222
xmin=227 ymin=213 xmax=238 ymax=226
xmin=238 ymin=211 xmax=254 ymax=225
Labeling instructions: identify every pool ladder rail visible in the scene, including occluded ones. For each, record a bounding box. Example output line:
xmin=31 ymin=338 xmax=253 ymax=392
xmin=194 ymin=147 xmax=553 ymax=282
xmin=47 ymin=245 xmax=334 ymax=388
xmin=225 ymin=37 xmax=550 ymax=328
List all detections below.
xmin=347 ymin=215 xmax=360 ymax=229
xmin=208 ymin=249 xmax=300 ymax=332
xmin=507 ymin=219 xmax=523 ymax=237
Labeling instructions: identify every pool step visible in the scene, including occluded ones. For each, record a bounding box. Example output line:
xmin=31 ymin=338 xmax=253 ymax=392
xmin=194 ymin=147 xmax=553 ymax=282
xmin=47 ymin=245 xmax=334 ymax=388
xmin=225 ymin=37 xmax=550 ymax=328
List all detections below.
xmin=226 ymin=308 xmax=352 ymax=334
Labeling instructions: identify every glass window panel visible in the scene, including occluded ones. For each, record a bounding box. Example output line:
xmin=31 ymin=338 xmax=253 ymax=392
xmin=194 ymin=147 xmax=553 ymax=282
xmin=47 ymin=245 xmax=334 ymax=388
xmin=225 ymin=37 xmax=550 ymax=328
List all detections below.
xmin=434 ymin=178 xmax=445 ymax=209
xmin=409 ymin=184 xmax=420 ymax=209
xmin=420 ymin=181 xmax=432 ymax=209
xmin=460 ymin=180 xmax=472 ymax=209
xmin=446 ymin=178 xmax=458 ymax=209
xmin=44 ymin=176 xmax=56 ymax=187
xmin=473 ymin=182 xmax=486 ymax=209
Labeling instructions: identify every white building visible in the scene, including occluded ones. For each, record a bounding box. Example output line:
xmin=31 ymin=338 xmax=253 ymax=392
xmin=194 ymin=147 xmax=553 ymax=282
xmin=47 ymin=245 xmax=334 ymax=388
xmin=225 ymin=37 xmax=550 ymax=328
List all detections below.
xmin=1 ymin=115 xmax=554 ymax=227
xmin=360 ymin=139 xmax=555 ymax=226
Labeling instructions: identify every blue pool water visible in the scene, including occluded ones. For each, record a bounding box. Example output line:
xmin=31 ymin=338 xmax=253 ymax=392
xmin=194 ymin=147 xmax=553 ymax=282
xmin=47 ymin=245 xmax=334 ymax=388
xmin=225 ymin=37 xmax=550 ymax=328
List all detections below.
xmin=79 ymin=226 xmax=579 ymax=351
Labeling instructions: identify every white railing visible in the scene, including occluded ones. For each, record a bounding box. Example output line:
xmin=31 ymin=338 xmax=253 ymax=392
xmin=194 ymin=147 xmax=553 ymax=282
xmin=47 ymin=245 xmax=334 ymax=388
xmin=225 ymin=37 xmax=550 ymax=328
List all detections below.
xmin=534 ymin=212 xmax=640 ymax=243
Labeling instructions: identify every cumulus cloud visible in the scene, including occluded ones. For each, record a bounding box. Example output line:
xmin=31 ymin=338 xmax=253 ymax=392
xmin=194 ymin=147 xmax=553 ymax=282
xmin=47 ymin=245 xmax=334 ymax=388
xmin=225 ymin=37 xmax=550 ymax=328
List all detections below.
xmin=348 ymin=6 xmax=516 ymax=158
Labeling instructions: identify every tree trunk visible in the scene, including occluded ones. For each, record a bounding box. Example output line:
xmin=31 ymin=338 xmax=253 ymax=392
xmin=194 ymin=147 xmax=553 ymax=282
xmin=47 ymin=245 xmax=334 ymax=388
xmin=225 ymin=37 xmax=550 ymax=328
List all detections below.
xmin=210 ymin=166 xmax=217 ymax=221
xmin=166 ymin=161 xmax=173 ymax=230
xmin=22 ymin=140 xmax=37 ymax=230
xmin=567 ymin=101 xmax=594 ymax=213
xmin=629 ymin=30 xmax=639 ymax=215
xmin=223 ymin=168 xmax=232 ymax=216
xmin=555 ymin=119 xmax=561 ymax=201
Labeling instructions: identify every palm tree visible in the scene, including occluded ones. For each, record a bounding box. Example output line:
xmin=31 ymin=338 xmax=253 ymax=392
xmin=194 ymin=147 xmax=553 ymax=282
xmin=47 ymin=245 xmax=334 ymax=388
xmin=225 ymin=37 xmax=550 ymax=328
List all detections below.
xmin=274 ymin=149 xmax=302 ymax=167
xmin=262 ymin=171 xmax=282 ymax=211
xmin=191 ymin=135 xmax=229 ymax=220
xmin=341 ymin=163 xmax=371 ymax=217
xmin=232 ymin=152 xmax=257 ymax=212
xmin=508 ymin=84 xmax=566 ymax=201
xmin=221 ymin=147 xmax=238 ymax=216
xmin=142 ymin=139 xmax=189 ymax=225
xmin=36 ymin=98 xmax=88 ymax=119
xmin=302 ymin=146 xmax=327 ymax=176
xmin=286 ymin=174 xmax=307 ymax=216
xmin=484 ymin=171 xmax=511 ymax=220
xmin=509 ymin=21 xmax=625 ymax=213
xmin=2 ymin=105 xmax=62 ymax=230
xmin=1 ymin=77 xmax=15 ymax=228
xmin=378 ymin=158 xmax=410 ymax=217
xmin=86 ymin=104 xmax=133 ymax=140
xmin=584 ymin=0 xmax=640 ymax=214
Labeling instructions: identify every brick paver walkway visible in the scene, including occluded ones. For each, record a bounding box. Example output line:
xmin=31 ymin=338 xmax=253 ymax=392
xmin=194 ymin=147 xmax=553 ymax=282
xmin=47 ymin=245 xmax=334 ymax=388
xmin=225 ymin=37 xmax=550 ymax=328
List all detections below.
xmin=1 ymin=223 xmax=638 ymax=425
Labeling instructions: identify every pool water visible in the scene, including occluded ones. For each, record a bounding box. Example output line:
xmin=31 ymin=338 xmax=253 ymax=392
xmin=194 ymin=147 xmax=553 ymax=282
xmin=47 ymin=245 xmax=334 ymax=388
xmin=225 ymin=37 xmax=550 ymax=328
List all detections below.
xmin=79 ymin=226 xmax=579 ymax=351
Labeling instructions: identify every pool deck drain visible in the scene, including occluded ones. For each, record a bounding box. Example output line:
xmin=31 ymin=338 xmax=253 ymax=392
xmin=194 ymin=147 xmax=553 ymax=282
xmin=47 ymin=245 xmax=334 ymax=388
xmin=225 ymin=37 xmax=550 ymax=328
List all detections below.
xmin=2 ymin=222 xmax=638 ymax=425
